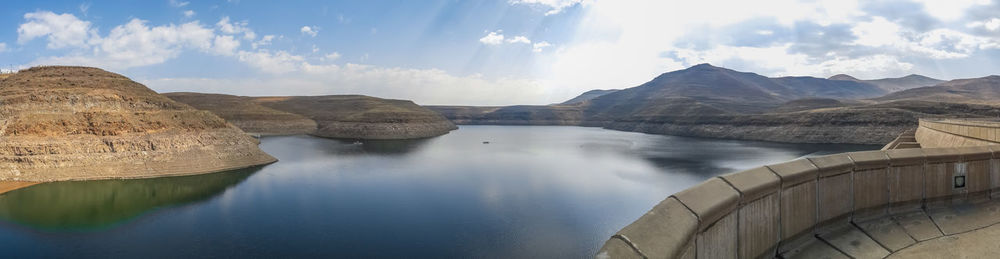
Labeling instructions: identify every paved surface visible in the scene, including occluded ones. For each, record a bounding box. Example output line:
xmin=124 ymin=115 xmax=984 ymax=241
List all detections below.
xmin=784 ymin=199 xmax=1000 ymax=258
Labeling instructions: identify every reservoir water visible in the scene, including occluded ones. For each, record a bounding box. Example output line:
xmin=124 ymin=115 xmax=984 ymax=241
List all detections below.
xmin=0 ymin=126 xmax=875 ymax=258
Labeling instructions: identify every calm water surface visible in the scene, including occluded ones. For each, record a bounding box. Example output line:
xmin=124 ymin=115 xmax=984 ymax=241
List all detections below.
xmin=0 ymin=126 xmax=875 ymax=258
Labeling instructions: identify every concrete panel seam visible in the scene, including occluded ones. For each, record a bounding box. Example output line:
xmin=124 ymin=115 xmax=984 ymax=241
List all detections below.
xmin=805 ymin=158 xmax=822 ymax=234
xmin=814 ymin=235 xmax=852 ymax=259
xmin=921 ymin=207 xmax=947 ymax=238
xmin=769 ymin=167 xmax=784 ymax=259
xmin=670 ymin=194 xmax=702 ymax=226
xmin=611 ymin=234 xmax=649 ymax=259
xmin=850 ymin=221 xmax=894 ymax=253
xmin=846 ymin=155 xmax=857 ymax=221
xmin=716 ymin=176 xmax=743 ymax=259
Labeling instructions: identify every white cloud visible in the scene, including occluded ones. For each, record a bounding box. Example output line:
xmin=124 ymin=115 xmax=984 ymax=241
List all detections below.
xmin=212 ymin=35 xmax=240 ymax=55
xmin=479 ymin=30 xmax=505 ymax=45
xmin=533 ymin=0 xmax=1000 ymax=98
xmin=323 ymin=52 xmax=341 ymax=61
xmin=532 ymin=41 xmax=551 ymax=52
xmin=79 ymin=3 xmax=91 ymax=16
xmin=509 ymin=0 xmax=587 ymax=15
xmin=169 ymin=0 xmax=189 ymax=7
xmin=146 ymin=64 xmax=548 ymax=105
xmin=183 ymin=10 xmax=195 ymax=18
xmin=17 ymin=11 xmax=97 ymax=49
xmin=506 ymin=36 xmax=531 ymax=44
xmin=252 ymin=34 xmax=276 ymax=49
xmin=910 ymin=0 xmax=990 ymax=21
xmin=0 ymin=42 xmax=7 ymax=53
xmin=300 ymin=26 xmax=319 ymax=37
xmin=667 ymin=44 xmax=914 ymax=79
xmin=967 ymin=18 xmax=1000 ymax=32
xmin=217 ymin=16 xmax=255 ymax=40
xmin=851 ymin=17 xmax=1000 ymax=59
xmin=20 ymin=12 xmax=247 ymax=70
xmin=236 ymin=50 xmax=304 ymax=74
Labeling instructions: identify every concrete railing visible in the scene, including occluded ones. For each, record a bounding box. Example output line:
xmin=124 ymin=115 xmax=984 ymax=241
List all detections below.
xmin=598 ymin=145 xmax=999 ymax=259
xmin=881 ymin=129 xmax=920 ymax=150
xmin=917 ymin=118 xmax=1000 ymax=148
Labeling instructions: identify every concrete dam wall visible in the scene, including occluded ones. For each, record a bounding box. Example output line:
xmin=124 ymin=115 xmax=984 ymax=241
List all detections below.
xmin=599 ymin=119 xmax=1000 ymax=258
xmin=916 ymin=118 xmax=1000 ymax=148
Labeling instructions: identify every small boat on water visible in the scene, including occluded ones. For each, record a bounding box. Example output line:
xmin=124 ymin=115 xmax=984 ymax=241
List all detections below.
xmin=352 ymin=140 xmax=363 ymax=145
xmin=482 ymin=141 xmax=490 ymax=144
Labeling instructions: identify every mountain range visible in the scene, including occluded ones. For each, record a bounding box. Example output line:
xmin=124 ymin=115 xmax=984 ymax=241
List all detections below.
xmin=429 ymin=63 xmax=1000 ymax=144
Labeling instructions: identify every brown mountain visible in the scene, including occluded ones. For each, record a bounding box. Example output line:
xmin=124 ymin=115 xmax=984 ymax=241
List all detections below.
xmin=430 ymin=65 xmax=1000 ymax=145
xmin=166 ymin=93 xmax=457 ymax=140
xmin=874 ymin=75 xmax=1000 ymax=104
xmin=584 ymin=64 xmax=885 ymax=118
xmin=164 ymin=93 xmax=318 ymax=135
xmin=560 ymin=89 xmax=619 ymax=105
xmin=829 ymin=74 xmax=944 ymax=92
xmin=0 ymin=66 xmax=275 ymax=181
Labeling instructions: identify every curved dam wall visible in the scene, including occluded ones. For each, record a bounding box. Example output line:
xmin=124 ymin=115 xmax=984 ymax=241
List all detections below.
xmin=598 ymin=145 xmax=1000 ymax=259
xmin=916 ymin=118 xmax=1000 ymax=148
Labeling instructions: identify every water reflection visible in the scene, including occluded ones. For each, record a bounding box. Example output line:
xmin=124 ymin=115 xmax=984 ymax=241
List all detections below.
xmin=316 ymin=137 xmax=434 ymax=156
xmin=0 ymin=167 xmax=262 ymax=230
xmin=0 ymin=126 xmax=875 ymax=257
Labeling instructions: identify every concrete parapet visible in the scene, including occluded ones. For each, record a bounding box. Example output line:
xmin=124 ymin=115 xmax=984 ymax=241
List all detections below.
xmin=808 ymin=154 xmax=854 ymax=225
xmin=848 ymin=151 xmax=891 ymax=219
xmin=720 ymin=167 xmax=780 ymax=259
xmin=600 ymin=124 xmax=1000 ymax=259
xmin=886 ymin=149 xmax=925 ymax=212
xmin=916 ymin=119 xmax=1000 ymax=148
xmin=719 ymin=167 xmax=779 ymax=204
xmin=599 ymin=197 xmax=698 ymax=258
xmin=672 ymin=178 xmax=740 ymax=232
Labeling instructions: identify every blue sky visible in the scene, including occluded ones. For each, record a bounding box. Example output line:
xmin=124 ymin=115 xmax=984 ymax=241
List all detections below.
xmin=1 ymin=0 xmax=1000 ymax=105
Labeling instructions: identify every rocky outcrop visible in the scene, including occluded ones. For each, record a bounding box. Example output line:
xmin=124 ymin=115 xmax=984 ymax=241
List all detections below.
xmin=166 ymin=93 xmax=457 ymax=140
xmin=164 ymin=93 xmax=317 ymax=135
xmin=0 ymin=66 xmax=276 ymax=182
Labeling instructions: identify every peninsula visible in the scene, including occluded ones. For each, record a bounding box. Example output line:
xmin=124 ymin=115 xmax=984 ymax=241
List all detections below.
xmin=0 ymin=66 xmax=276 ymax=182
xmin=165 ymin=93 xmax=457 ymax=140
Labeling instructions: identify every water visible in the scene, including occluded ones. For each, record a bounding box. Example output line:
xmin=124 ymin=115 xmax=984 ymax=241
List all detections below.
xmin=0 ymin=126 xmax=875 ymax=258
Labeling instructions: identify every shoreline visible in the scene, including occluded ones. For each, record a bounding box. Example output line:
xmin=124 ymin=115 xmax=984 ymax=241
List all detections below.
xmin=0 ymin=181 xmax=39 ymax=195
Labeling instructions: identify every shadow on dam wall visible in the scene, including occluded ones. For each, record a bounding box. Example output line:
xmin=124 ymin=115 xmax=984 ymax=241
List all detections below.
xmin=0 ymin=166 xmax=264 ymax=231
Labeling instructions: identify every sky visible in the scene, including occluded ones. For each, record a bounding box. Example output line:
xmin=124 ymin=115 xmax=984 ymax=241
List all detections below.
xmin=1 ymin=0 xmax=1000 ymax=105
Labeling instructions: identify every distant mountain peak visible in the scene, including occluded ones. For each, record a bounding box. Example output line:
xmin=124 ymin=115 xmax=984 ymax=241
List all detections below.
xmin=689 ymin=63 xmax=719 ymax=69
xmin=829 ymin=74 xmax=859 ymax=81
xmin=901 ymin=74 xmax=936 ymax=80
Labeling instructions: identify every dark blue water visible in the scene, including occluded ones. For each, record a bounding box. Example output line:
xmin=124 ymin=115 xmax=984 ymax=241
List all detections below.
xmin=0 ymin=126 xmax=875 ymax=258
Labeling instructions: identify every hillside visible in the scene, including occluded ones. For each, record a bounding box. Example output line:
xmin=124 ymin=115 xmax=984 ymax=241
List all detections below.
xmin=165 ymin=93 xmax=317 ymax=135
xmin=167 ymin=93 xmax=458 ymax=140
xmin=829 ymin=74 xmax=944 ymax=92
xmin=874 ymin=75 xmax=1000 ymax=104
xmin=430 ymin=64 xmax=1000 ymax=145
xmin=560 ymin=89 xmax=619 ymax=105
xmin=771 ymin=98 xmax=845 ymax=113
xmin=0 ymin=66 xmax=275 ymax=181
xmin=583 ymin=64 xmax=885 ymax=118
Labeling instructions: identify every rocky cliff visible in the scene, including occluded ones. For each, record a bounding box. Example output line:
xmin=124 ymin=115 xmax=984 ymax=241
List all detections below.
xmin=0 ymin=66 xmax=276 ymax=182
xmin=166 ymin=93 xmax=457 ymax=140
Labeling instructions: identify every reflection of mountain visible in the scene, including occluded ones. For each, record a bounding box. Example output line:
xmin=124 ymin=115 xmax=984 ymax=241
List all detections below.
xmin=320 ymin=138 xmax=434 ymax=156
xmin=0 ymin=167 xmax=262 ymax=231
